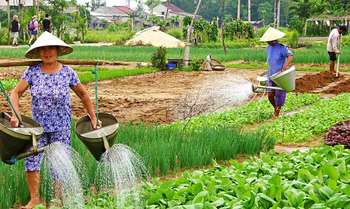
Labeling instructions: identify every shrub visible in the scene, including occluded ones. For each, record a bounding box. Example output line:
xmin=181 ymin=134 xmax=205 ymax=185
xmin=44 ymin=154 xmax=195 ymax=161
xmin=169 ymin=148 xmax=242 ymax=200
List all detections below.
xmin=286 ymin=30 xmax=299 ymax=48
xmin=151 ymin=47 xmax=167 ymax=70
xmin=191 ymin=59 xmax=203 ymax=71
xmin=167 ymin=28 xmax=183 ymax=40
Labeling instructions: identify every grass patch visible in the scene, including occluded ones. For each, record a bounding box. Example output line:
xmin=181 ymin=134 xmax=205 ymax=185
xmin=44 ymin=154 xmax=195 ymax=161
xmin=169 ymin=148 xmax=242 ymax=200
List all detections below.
xmin=0 ymin=67 xmax=158 ymax=90
xmin=84 ymin=29 xmax=134 ymax=44
xmin=1 ymin=44 xmax=350 ymax=64
xmin=175 ymin=93 xmax=321 ymax=131
xmin=225 ymin=62 xmax=350 ymax=72
xmin=77 ymin=67 xmax=157 ymax=84
xmin=259 ymin=93 xmax=350 ymax=143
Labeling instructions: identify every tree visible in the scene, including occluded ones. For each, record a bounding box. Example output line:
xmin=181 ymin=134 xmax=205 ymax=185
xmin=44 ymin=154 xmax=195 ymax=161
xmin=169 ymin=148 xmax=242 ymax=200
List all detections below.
xmin=146 ymin=0 xmax=161 ymax=15
xmin=258 ymin=1 xmax=273 ymax=25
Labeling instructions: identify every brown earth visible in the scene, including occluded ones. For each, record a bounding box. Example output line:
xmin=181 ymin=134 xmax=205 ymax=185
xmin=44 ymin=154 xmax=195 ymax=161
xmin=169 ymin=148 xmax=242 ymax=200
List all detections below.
xmin=295 ymin=71 xmax=344 ymax=92
xmin=1 ymin=70 xmax=252 ymax=123
xmin=322 ymin=79 xmax=350 ymax=94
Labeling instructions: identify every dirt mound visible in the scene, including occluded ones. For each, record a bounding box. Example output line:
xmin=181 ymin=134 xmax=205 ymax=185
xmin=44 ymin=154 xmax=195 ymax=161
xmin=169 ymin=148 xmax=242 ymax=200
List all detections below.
xmin=323 ymin=79 xmax=350 ymax=94
xmin=295 ymin=71 xmax=343 ymax=93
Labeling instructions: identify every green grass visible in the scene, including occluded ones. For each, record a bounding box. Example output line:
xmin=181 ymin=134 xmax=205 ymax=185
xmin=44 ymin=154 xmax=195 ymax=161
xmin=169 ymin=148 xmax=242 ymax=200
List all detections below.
xmin=0 ymin=67 xmax=158 ymax=90
xmin=1 ymin=44 xmax=350 ymax=64
xmin=0 ymin=124 xmax=275 ymax=209
xmin=84 ymin=30 xmax=134 ymax=44
xmin=225 ymin=62 xmax=350 ymax=72
xmin=175 ymin=93 xmax=321 ymax=131
xmin=76 ymin=67 xmax=157 ymax=84
xmin=259 ymin=93 xmax=350 ymax=143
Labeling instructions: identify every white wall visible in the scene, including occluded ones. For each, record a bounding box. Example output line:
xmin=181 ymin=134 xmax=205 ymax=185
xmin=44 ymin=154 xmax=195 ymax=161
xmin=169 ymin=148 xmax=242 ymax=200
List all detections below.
xmin=0 ymin=0 xmax=33 ymax=6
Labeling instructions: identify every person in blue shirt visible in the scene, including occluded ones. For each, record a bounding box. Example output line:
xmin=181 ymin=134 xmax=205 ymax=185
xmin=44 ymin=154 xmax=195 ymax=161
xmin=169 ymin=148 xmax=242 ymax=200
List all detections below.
xmin=260 ymin=27 xmax=293 ymax=118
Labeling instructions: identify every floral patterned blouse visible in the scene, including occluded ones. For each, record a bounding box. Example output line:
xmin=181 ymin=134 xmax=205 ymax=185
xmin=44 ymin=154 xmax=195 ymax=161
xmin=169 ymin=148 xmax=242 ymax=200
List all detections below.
xmin=22 ymin=64 xmax=80 ymax=132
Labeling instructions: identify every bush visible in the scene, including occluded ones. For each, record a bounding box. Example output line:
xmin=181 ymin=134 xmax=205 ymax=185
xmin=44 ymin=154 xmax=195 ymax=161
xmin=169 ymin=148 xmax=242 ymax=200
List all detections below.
xmin=151 ymin=47 xmax=167 ymax=70
xmin=167 ymin=28 xmax=183 ymax=40
xmin=0 ymin=28 xmax=8 ymax=45
xmin=191 ymin=59 xmax=203 ymax=71
xmin=286 ymin=30 xmax=299 ymax=48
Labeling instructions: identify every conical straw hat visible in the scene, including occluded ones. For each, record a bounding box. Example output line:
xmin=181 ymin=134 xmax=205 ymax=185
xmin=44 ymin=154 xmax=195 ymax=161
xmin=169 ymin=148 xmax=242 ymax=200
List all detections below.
xmin=25 ymin=32 xmax=73 ymax=59
xmin=260 ymin=27 xmax=285 ymax=42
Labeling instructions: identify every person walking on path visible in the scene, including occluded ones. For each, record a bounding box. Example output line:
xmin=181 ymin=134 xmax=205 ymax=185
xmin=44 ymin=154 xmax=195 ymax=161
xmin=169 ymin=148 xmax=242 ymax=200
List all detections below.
xmin=260 ymin=27 xmax=293 ymax=119
xmin=42 ymin=14 xmax=51 ymax=32
xmin=10 ymin=15 xmax=20 ymax=46
xmin=10 ymin=32 xmax=98 ymax=209
xmin=327 ymin=25 xmax=347 ymax=76
xmin=28 ymin=15 xmax=39 ymax=45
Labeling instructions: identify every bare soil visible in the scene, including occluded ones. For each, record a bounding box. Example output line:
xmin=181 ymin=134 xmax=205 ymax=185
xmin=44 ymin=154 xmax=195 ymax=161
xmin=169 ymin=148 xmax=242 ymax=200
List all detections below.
xmin=1 ymin=70 xmax=252 ymax=123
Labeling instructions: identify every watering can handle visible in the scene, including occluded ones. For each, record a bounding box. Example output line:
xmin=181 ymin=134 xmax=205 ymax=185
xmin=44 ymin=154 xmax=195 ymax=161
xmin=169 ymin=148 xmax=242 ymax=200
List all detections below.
xmin=92 ymin=64 xmax=99 ymax=122
xmin=0 ymin=80 xmax=23 ymax=126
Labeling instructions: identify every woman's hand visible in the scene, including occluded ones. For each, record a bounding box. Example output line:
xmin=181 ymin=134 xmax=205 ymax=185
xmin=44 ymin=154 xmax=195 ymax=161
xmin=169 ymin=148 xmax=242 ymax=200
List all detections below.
xmin=10 ymin=116 xmax=19 ymax=128
xmin=90 ymin=115 xmax=102 ymax=129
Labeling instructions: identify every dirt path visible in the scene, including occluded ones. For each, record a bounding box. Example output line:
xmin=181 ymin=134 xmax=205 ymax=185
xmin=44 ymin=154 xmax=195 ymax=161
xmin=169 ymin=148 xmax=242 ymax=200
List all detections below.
xmin=1 ymin=70 xmax=253 ymax=123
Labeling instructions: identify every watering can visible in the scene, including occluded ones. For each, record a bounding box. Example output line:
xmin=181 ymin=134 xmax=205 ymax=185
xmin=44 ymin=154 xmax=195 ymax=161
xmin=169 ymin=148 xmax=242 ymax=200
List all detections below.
xmin=75 ymin=113 xmax=119 ymax=160
xmin=75 ymin=65 xmax=119 ymax=160
xmin=0 ymin=112 xmax=44 ymax=164
xmin=0 ymin=81 xmax=44 ymax=165
xmin=252 ymin=66 xmax=296 ymax=93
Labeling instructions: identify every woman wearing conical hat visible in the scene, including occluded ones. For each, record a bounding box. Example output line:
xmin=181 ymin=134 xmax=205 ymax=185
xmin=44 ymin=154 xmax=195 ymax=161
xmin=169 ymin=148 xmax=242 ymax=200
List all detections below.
xmin=10 ymin=32 xmax=98 ymax=209
xmin=260 ymin=27 xmax=294 ymax=118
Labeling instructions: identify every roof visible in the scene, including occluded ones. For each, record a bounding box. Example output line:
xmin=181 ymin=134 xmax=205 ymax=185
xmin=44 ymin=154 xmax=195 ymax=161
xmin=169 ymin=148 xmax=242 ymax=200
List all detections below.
xmin=115 ymin=6 xmax=133 ymax=14
xmin=91 ymin=6 xmax=132 ymax=17
xmin=162 ymin=2 xmax=184 ymax=14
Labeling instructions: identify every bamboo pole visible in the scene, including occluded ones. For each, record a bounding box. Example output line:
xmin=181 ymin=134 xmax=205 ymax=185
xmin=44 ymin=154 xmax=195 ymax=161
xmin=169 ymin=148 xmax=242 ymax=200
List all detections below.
xmin=7 ymin=0 xmax=10 ymax=45
xmin=0 ymin=59 xmax=131 ymax=67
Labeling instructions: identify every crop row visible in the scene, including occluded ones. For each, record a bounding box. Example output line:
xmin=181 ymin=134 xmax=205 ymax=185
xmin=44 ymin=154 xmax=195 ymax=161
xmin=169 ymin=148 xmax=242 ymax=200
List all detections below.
xmin=1 ymin=45 xmax=350 ymax=64
xmin=141 ymin=146 xmax=350 ymax=209
xmin=260 ymin=93 xmax=350 ymax=143
xmin=175 ymin=93 xmax=321 ymax=131
xmin=0 ymin=125 xmax=275 ymax=209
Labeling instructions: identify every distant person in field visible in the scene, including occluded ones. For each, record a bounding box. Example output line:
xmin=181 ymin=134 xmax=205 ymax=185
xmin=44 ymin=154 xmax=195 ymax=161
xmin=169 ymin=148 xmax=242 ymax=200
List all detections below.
xmin=11 ymin=15 xmax=20 ymax=46
xmin=260 ymin=27 xmax=293 ymax=119
xmin=42 ymin=14 xmax=51 ymax=32
xmin=28 ymin=15 xmax=39 ymax=45
xmin=327 ymin=25 xmax=347 ymax=76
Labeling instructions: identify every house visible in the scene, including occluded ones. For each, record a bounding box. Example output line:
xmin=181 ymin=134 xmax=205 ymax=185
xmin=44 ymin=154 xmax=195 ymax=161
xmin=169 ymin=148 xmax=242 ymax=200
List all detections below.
xmin=153 ymin=2 xmax=192 ymax=19
xmin=0 ymin=0 xmax=33 ymax=10
xmin=0 ymin=0 xmax=33 ymax=6
xmin=90 ymin=6 xmax=133 ymax=28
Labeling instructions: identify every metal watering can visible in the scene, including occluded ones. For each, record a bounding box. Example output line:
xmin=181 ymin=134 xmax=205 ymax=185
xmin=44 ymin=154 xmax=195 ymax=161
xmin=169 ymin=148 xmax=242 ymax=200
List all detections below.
xmin=252 ymin=66 xmax=296 ymax=93
xmin=75 ymin=65 xmax=119 ymax=160
xmin=0 ymin=80 xmax=44 ymax=164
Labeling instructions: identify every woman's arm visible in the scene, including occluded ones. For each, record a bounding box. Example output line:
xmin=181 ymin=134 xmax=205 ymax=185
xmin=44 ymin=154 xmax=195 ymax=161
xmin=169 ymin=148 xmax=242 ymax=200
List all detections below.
xmin=282 ymin=55 xmax=293 ymax=70
xmin=10 ymin=80 xmax=29 ymax=127
xmin=71 ymin=84 xmax=98 ymax=129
